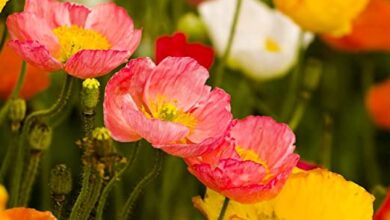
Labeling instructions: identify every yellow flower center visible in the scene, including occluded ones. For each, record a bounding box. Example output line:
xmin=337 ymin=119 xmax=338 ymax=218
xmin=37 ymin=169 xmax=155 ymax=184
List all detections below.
xmin=52 ymin=25 xmax=111 ymax=62
xmin=264 ymin=37 xmax=281 ymax=53
xmin=235 ymin=146 xmax=272 ymax=181
xmin=143 ymin=97 xmax=197 ymax=129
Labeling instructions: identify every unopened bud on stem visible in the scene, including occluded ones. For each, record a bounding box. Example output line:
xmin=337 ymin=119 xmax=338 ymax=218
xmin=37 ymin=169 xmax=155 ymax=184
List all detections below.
xmin=8 ymin=98 xmax=26 ymax=131
xmin=81 ymin=78 xmax=100 ymax=114
xmin=29 ymin=122 xmax=52 ymax=151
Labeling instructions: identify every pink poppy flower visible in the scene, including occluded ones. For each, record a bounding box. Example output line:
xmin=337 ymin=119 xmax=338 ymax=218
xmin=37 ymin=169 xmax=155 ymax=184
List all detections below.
xmin=103 ymin=56 xmax=232 ymax=157
xmin=6 ymin=0 xmax=141 ymax=79
xmin=185 ymin=116 xmax=299 ymax=203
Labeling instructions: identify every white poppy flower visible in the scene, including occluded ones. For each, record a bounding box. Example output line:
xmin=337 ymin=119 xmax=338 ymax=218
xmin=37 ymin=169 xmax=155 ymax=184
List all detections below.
xmin=70 ymin=0 xmax=110 ymax=7
xmin=199 ymin=0 xmax=312 ymax=81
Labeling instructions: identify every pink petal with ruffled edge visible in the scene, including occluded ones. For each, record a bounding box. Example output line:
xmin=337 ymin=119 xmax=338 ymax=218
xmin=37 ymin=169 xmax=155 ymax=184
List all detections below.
xmin=7 ymin=12 xmax=59 ymax=54
xmin=64 ymin=50 xmax=129 ymax=79
xmin=53 ymin=4 xmax=93 ymax=29
xmin=104 ymin=58 xmax=155 ymax=142
xmin=85 ymin=3 xmax=142 ymax=51
xmin=187 ymin=88 xmax=232 ymax=143
xmin=24 ymin=0 xmax=59 ymax=28
xmin=231 ymin=116 xmax=296 ymax=168
xmin=144 ymin=57 xmax=209 ymax=112
xmin=123 ymin=109 xmax=190 ymax=145
xmin=8 ymin=40 xmax=62 ymax=71
xmin=63 ymin=2 xmax=91 ymax=27
xmin=188 ymin=158 xmax=267 ymax=192
xmin=154 ymin=134 xmax=225 ymax=157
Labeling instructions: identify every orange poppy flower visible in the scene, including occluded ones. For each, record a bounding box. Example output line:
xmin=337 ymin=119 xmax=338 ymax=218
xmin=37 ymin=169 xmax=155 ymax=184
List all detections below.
xmin=323 ymin=0 xmax=390 ymax=52
xmin=0 ymin=185 xmax=56 ymax=220
xmin=366 ymin=79 xmax=390 ymax=128
xmin=0 ymin=42 xmax=50 ymax=100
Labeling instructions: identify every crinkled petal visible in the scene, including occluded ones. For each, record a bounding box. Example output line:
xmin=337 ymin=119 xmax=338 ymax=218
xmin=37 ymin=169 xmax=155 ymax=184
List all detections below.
xmin=8 ymin=40 xmax=62 ymax=71
xmin=85 ymin=3 xmax=142 ymax=51
xmin=144 ymin=57 xmax=209 ymax=112
xmin=7 ymin=12 xmax=59 ymax=54
xmin=24 ymin=0 xmax=59 ymax=29
xmin=123 ymin=109 xmax=189 ymax=145
xmin=231 ymin=116 xmax=296 ymax=168
xmin=188 ymin=88 xmax=232 ymax=143
xmin=104 ymin=58 xmax=155 ymax=142
xmin=155 ymin=135 xmax=224 ymax=158
xmin=64 ymin=2 xmax=91 ymax=27
xmin=64 ymin=49 xmax=129 ymax=79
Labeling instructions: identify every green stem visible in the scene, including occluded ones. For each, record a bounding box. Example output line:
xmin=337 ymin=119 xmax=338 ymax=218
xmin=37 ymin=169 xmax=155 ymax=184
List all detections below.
xmin=0 ymin=61 xmax=27 ymax=126
xmin=80 ymin=174 xmax=103 ymax=220
xmin=280 ymin=33 xmax=305 ymax=121
xmin=96 ymin=143 xmax=141 ymax=220
xmin=69 ymin=166 xmax=92 ymax=220
xmin=217 ymin=197 xmax=230 ymax=220
xmin=361 ymin=60 xmax=381 ymax=187
xmin=319 ymin=114 xmax=333 ymax=168
xmin=214 ymin=0 xmax=242 ymax=87
xmin=82 ymin=111 xmax=95 ymax=137
xmin=18 ymin=151 xmax=42 ymax=206
xmin=119 ymin=149 xmax=164 ymax=220
xmin=0 ymin=131 xmax=18 ymax=183
xmin=9 ymin=74 xmax=74 ymax=207
xmin=287 ymin=91 xmax=310 ymax=130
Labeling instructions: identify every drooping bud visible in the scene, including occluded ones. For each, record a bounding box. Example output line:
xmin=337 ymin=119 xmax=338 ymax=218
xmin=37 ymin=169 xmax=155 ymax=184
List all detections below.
xmin=81 ymin=78 xmax=100 ymax=114
xmin=8 ymin=98 xmax=26 ymax=131
xmin=28 ymin=122 xmax=52 ymax=151
xmin=92 ymin=127 xmax=114 ymax=158
xmin=49 ymin=164 xmax=72 ymax=195
xmin=177 ymin=13 xmax=208 ymax=41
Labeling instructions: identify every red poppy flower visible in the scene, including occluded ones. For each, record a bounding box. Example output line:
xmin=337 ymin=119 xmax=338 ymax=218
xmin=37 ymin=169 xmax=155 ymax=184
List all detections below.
xmin=323 ymin=0 xmax=390 ymax=52
xmin=375 ymin=189 xmax=390 ymax=220
xmin=155 ymin=32 xmax=214 ymax=69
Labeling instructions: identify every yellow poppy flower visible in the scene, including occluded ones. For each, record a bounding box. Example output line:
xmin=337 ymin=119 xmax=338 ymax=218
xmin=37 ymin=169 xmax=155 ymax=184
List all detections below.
xmin=0 ymin=0 xmax=8 ymax=12
xmin=274 ymin=0 xmax=369 ymax=36
xmin=193 ymin=168 xmax=374 ymax=220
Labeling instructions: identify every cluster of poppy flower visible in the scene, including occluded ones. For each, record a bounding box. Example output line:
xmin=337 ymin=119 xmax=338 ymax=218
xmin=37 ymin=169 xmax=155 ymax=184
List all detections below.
xmin=0 ymin=0 xmax=390 ymax=219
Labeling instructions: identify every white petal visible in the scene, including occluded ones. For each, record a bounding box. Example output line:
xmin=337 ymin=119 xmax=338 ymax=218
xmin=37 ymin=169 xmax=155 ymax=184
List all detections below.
xmin=199 ymin=0 xmax=312 ymax=80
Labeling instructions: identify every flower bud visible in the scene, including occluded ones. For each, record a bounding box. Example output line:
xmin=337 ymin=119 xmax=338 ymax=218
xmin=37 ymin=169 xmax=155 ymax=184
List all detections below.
xmin=8 ymin=98 xmax=26 ymax=131
xmin=49 ymin=164 xmax=72 ymax=195
xmin=177 ymin=13 xmax=208 ymax=41
xmin=28 ymin=122 xmax=52 ymax=151
xmin=92 ymin=127 xmax=114 ymax=158
xmin=81 ymin=78 xmax=100 ymax=113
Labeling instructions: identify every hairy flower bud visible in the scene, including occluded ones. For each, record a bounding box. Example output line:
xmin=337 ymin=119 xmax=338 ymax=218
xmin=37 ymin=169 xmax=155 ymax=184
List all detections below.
xmin=81 ymin=78 xmax=100 ymax=114
xmin=29 ymin=122 xmax=52 ymax=151
xmin=49 ymin=164 xmax=72 ymax=195
xmin=8 ymin=98 xmax=26 ymax=131
xmin=92 ymin=127 xmax=114 ymax=157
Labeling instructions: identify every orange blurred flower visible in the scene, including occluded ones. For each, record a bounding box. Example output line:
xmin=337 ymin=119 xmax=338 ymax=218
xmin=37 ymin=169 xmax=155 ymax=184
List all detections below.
xmin=323 ymin=0 xmax=390 ymax=52
xmin=0 ymin=42 xmax=50 ymax=100
xmin=0 ymin=185 xmax=56 ymax=220
xmin=366 ymin=79 xmax=390 ymax=128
